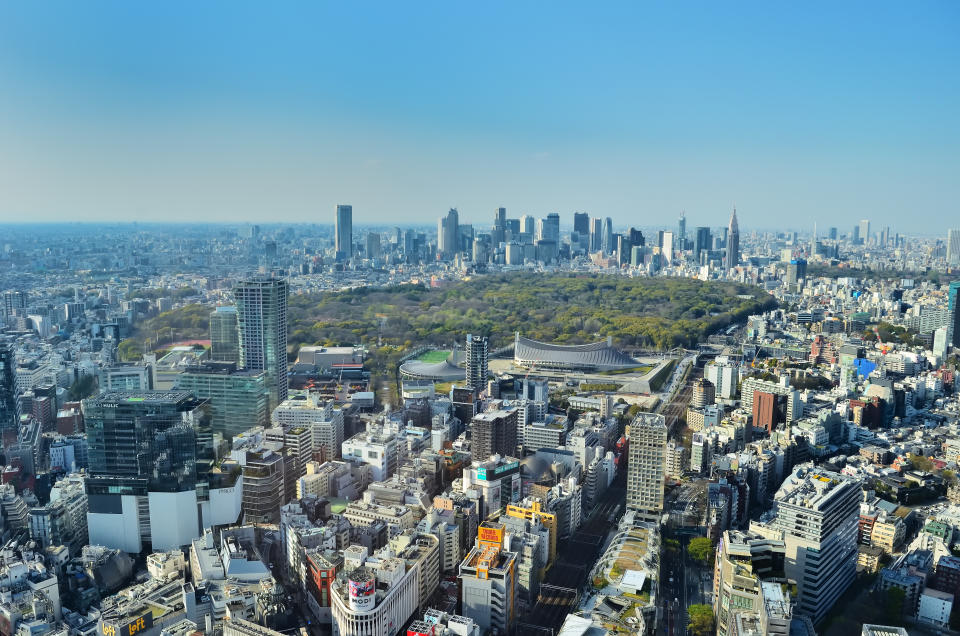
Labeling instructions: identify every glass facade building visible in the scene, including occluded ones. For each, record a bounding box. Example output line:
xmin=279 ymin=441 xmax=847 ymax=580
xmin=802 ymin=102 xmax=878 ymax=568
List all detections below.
xmin=175 ymin=361 xmax=269 ymax=440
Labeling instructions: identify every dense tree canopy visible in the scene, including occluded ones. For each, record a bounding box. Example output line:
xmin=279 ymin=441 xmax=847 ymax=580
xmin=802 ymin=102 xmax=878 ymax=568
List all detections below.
xmin=687 ymin=604 xmax=714 ymax=636
xmin=122 ymin=274 xmax=776 ymax=367
xmin=285 ymin=273 xmax=776 ymax=354
xmin=688 ymin=537 xmax=715 ymax=565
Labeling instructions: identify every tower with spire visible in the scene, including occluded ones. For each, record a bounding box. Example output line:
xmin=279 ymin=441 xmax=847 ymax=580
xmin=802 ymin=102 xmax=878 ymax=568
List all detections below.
xmin=725 ymin=207 xmax=739 ymax=271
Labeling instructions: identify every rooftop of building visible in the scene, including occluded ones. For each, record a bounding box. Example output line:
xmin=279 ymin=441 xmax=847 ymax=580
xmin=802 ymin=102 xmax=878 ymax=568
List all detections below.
xmin=773 ymin=466 xmax=856 ymax=512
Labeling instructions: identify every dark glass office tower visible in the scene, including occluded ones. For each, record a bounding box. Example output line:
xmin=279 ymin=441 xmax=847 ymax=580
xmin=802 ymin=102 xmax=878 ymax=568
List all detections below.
xmin=0 ymin=340 xmax=14 ymax=431
xmin=84 ymin=390 xmax=209 ymax=493
xmin=83 ymin=390 xmax=217 ymax=552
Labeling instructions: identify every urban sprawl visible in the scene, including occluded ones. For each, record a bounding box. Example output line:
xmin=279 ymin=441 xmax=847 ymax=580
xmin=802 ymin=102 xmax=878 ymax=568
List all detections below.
xmin=0 ymin=209 xmax=959 ymax=636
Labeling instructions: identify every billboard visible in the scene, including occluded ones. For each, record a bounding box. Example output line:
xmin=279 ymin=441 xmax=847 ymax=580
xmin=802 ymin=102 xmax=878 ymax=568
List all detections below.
xmin=100 ymin=612 xmax=153 ymax=636
xmin=478 ymin=525 xmax=503 ymax=545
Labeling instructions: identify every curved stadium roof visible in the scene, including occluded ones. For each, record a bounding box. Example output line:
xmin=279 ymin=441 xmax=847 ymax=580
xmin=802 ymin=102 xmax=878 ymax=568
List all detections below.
xmin=399 ymin=359 xmax=466 ymax=382
xmin=514 ymin=334 xmax=637 ymax=370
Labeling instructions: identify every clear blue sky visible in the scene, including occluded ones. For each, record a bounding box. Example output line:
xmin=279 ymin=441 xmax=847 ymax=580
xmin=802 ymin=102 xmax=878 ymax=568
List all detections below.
xmin=0 ymin=2 xmax=957 ymax=232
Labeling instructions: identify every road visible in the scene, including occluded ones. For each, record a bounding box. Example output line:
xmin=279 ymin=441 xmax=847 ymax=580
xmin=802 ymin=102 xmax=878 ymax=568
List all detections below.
xmin=659 ymin=527 xmax=687 ymax=636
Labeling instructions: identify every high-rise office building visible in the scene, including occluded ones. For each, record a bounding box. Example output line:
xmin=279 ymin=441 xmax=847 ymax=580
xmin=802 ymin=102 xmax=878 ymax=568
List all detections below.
xmin=602 ymin=217 xmax=614 ymax=255
xmin=335 ymin=204 xmax=353 ymax=260
xmin=573 ymin=212 xmax=590 ymax=238
xmin=438 ymin=208 xmax=460 ymax=259
xmin=0 ymin=341 xmax=14 ymax=430
xmin=947 ymin=229 xmax=960 ymax=266
xmin=725 ymin=208 xmax=740 ymax=270
xmin=677 ymin=211 xmax=686 ymax=249
xmin=756 ymin=466 xmax=859 ymax=624
xmin=693 ymin=226 xmax=712 ymax=260
xmin=661 ymin=231 xmax=674 ymax=265
xmin=589 ymin=217 xmax=603 ymax=253
xmin=626 ymin=413 xmax=667 ymax=522
xmin=829 ymin=227 xmax=838 ymax=240
xmin=174 ymin=361 xmax=269 ymax=439
xmin=520 ymin=215 xmax=535 ymax=236
xmin=234 ymin=277 xmax=289 ymax=410
xmin=859 ymin=219 xmax=871 ymax=245
xmin=84 ymin=391 xmax=239 ymax=552
xmin=471 ymin=408 xmax=518 ymax=461
xmin=365 ymin=232 xmax=381 ymax=259
xmin=2 ymin=291 xmax=26 ymax=317
xmin=465 ymin=334 xmax=488 ymax=392
xmin=209 ymin=306 xmax=239 ymax=363
xmin=949 ymin=281 xmax=960 ymax=348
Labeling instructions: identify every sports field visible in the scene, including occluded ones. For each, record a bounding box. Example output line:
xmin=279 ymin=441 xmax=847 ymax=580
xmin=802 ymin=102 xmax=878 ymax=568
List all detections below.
xmin=417 ymin=349 xmax=451 ymax=363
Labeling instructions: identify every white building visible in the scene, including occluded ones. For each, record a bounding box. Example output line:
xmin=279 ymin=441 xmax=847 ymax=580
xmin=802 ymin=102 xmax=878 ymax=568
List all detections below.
xmin=751 ymin=466 xmax=860 ymax=624
xmin=917 ymin=588 xmax=953 ymax=628
xmin=331 ymin=532 xmax=440 ymax=636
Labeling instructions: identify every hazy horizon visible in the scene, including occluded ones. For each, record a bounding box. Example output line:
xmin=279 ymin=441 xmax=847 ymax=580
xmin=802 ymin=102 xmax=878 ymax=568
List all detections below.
xmin=1 ymin=2 xmax=957 ymax=230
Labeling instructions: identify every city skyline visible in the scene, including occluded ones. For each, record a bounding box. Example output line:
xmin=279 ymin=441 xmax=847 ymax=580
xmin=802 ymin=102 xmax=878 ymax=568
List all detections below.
xmin=1 ymin=3 xmax=957 ymax=229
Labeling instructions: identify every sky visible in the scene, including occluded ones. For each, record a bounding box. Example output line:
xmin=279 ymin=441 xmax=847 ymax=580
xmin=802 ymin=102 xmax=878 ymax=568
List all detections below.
xmin=0 ymin=2 xmax=957 ymax=232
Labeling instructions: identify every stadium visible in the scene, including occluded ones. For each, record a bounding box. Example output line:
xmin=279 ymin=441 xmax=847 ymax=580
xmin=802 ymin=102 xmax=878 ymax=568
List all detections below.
xmin=513 ymin=332 xmax=638 ymax=372
xmin=398 ymin=348 xmax=466 ymax=382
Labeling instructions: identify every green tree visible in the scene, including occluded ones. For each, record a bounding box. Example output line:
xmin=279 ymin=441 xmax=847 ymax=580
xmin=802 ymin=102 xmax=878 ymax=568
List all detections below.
xmin=117 ymin=338 xmax=142 ymax=362
xmin=688 ymin=537 xmax=715 ymax=565
xmin=908 ymin=453 xmax=935 ymax=472
xmin=885 ymin=586 xmax=905 ymax=624
xmin=68 ymin=375 xmax=97 ymax=401
xmin=687 ymin=604 xmax=715 ymax=636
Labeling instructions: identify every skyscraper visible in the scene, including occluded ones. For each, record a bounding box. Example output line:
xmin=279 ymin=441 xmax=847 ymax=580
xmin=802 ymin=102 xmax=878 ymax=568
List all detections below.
xmin=494 ymin=206 xmax=507 ymax=230
xmin=947 ymin=229 xmax=960 ymax=266
xmin=602 ymin=217 xmax=614 ymax=255
xmin=465 ymin=333 xmax=488 ymax=392
xmin=2 ymin=291 xmax=26 ymax=318
xmin=589 ymin=217 xmax=603 ymax=253
xmin=694 ymin=226 xmax=712 ymax=260
xmin=492 ymin=207 xmax=507 ymax=245
xmin=677 ymin=211 xmax=686 ymax=249
xmin=438 ymin=208 xmax=459 ymax=259
xmin=859 ymin=219 xmax=871 ymax=245
xmin=209 ymin=306 xmax=239 ymax=363
xmin=661 ymin=231 xmax=674 ymax=266
xmin=949 ymin=281 xmax=960 ymax=348
xmin=335 ymin=204 xmax=353 ymax=260
xmin=0 ymin=340 xmax=14 ymax=430
xmin=234 ymin=277 xmax=289 ymax=410
xmin=573 ymin=212 xmax=590 ymax=237
xmin=725 ymin=208 xmax=740 ymax=270
xmin=520 ymin=215 xmax=535 ymax=236
xmin=626 ymin=413 xmax=667 ymax=522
